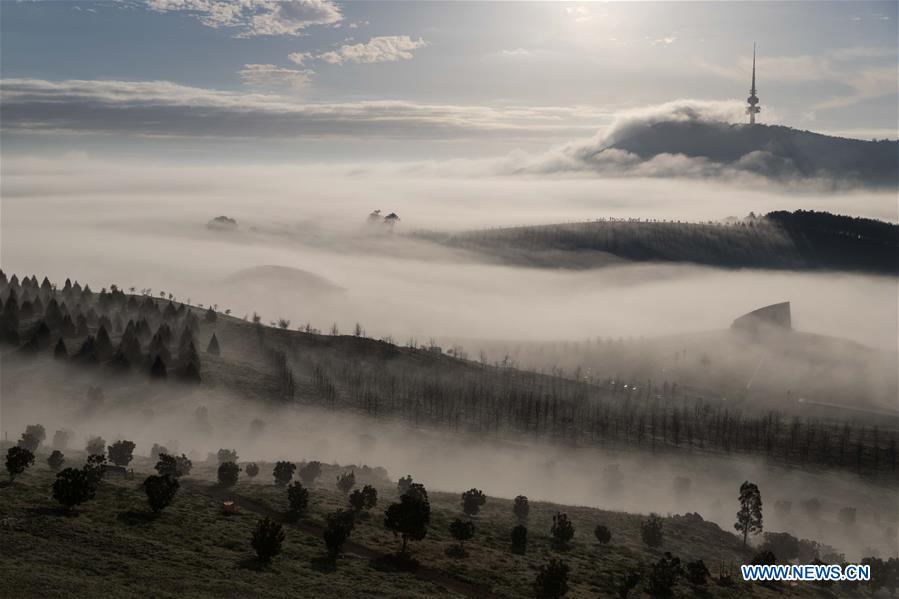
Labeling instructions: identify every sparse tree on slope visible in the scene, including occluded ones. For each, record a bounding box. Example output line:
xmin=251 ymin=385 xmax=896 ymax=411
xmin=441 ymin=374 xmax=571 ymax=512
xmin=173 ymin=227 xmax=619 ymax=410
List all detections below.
xmin=735 ymin=481 xmax=763 ymax=547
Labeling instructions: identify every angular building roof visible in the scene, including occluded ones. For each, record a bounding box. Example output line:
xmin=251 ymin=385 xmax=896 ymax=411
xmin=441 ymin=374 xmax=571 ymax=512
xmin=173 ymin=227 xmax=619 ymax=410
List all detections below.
xmin=731 ymin=301 xmax=792 ymax=332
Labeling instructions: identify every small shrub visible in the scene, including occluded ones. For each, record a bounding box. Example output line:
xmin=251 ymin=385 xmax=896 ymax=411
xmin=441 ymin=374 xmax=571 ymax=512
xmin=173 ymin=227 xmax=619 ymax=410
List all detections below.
xmin=617 ymin=572 xmax=641 ymax=598
xmin=534 ymin=558 xmax=569 ymax=598
xmin=298 ymin=460 xmax=321 ymax=485
xmin=287 ymin=481 xmax=309 ymax=518
xmin=551 ymin=512 xmax=575 ymax=549
xmin=108 ymin=440 xmax=136 ymax=466
xmin=461 ymin=488 xmax=487 ymax=517
xmin=47 ymin=450 xmax=65 ymax=471
xmin=647 ymin=552 xmax=682 ymax=598
xmin=641 ymin=513 xmax=664 ymax=548
xmin=511 ymin=524 xmax=528 ymax=554
xmin=273 ymin=461 xmax=296 ymax=486
xmin=245 ymin=462 xmax=260 ymax=478
xmin=53 ymin=467 xmax=97 ymax=510
xmin=594 ymin=524 xmax=611 ymax=545
xmin=217 ymin=461 xmax=240 ymax=487
xmin=155 ymin=453 xmax=192 ymax=478
xmin=336 ymin=470 xmax=356 ymax=494
xmin=751 ymin=550 xmax=777 ymax=566
xmin=5 ymin=446 xmax=35 ymax=481
xmin=513 ymin=494 xmax=529 ymax=523
xmin=323 ymin=509 xmax=355 ymax=559
xmin=144 ymin=474 xmax=180 ymax=512
xmin=449 ymin=518 xmax=475 ymax=554
xmin=685 ymin=559 xmax=710 ymax=585
xmin=251 ymin=517 xmax=285 ymax=563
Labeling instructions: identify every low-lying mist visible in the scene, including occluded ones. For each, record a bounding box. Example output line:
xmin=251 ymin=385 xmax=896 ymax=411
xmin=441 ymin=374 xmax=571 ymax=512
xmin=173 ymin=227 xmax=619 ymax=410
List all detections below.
xmin=2 ymin=155 xmax=897 ymax=350
xmin=2 ymin=362 xmax=896 ymax=562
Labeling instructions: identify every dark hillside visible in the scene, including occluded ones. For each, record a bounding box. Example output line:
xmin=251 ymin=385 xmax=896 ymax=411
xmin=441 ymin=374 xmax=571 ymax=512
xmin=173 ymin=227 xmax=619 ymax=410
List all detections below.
xmin=414 ymin=210 xmax=899 ymax=274
xmin=608 ymin=121 xmax=898 ymax=186
xmin=1 ymin=271 xmax=896 ymax=480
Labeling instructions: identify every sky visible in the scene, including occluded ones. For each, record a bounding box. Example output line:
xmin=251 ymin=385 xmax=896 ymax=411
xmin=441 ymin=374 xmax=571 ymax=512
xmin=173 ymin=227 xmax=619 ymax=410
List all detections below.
xmin=1 ymin=0 xmax=897 ymax=163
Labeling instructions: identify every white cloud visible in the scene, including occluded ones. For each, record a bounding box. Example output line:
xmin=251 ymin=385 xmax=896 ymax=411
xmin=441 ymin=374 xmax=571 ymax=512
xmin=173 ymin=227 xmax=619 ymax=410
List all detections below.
xmin=287 ymin=52 xmax=312 ymax=66
xmin=146 ymin=0 xmax=342 ymax=37
xmin=0 ymin=78 xmax=607 ymax=139
xmin=238 ymin=64 xmax=313 ymax=89
xmin=316 ymin=36 xmax=429 ymax=65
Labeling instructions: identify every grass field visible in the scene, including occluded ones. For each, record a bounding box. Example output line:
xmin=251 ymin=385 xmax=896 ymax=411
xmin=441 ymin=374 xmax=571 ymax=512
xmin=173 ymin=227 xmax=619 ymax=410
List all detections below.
xmin=0 ymin=449 xmax=865 ymax=598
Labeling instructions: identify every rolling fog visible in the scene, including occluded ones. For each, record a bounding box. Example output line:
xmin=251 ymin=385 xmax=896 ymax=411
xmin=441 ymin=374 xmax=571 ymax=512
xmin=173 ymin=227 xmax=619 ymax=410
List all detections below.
xmin=2 ymin=363 xmax=897 ymax=562
xmin=2 ymin=155 xmax=898 ymax=561
xmin=1 ymin=155 xmax=897 ymax=350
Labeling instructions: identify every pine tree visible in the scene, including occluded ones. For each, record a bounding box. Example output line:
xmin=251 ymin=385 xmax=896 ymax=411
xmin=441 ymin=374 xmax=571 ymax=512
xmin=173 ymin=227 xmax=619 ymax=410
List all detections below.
xmin=735 ymin=481 xmax=763 ymax=546
xmin=206 ymin=333 xmax=220 ymax=356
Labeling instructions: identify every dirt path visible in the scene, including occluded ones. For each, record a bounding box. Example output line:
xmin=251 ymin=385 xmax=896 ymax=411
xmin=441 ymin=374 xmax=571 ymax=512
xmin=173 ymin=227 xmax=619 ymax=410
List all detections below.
xmin=191 ymin=483 xmax=501 ymax=599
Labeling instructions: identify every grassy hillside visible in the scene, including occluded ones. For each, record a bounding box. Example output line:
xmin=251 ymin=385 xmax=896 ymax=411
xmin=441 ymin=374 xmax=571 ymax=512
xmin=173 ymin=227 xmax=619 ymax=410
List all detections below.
xmin=0 ymin=448 xmax=870 ymax=598
xmin=413 ymin=210 xmax=899 ymax=274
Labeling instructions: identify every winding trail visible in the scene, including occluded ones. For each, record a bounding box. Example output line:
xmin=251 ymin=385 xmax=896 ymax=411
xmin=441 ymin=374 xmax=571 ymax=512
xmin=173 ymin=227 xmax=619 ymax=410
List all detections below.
xmin=190 ymin=483 xmax=500 ymax=599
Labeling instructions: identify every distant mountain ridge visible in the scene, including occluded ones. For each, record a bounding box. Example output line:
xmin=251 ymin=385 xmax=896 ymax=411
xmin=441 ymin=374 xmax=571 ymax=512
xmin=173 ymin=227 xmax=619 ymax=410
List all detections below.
xmin=605 ymin=121 xmax=898 ymax=186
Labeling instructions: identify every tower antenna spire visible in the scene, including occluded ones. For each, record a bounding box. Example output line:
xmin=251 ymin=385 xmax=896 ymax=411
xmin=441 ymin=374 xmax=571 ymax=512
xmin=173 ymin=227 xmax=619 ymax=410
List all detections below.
xmin=747 ymin=42 xmax=761 ymax=125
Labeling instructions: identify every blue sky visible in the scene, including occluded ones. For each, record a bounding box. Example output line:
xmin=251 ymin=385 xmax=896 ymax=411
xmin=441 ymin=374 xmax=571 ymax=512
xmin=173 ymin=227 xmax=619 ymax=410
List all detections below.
xmin=1 ymin=1 xmax=897 ymax=161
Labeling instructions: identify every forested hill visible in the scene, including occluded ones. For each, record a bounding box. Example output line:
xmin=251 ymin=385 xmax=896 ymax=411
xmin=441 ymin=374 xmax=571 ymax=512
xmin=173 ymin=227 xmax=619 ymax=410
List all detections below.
xmin=414 ymin=210 xmax=899 ymax=274
xmin=607 ymin=121 xmax=898 ymax=187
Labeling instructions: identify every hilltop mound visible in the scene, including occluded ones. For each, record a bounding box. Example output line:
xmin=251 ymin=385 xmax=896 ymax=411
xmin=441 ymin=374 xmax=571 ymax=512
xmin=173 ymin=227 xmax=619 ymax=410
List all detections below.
xmin=606 ymin=121 xmax=898 ymax=186
xmin=223 ymin=265 xmax=344 ymax=296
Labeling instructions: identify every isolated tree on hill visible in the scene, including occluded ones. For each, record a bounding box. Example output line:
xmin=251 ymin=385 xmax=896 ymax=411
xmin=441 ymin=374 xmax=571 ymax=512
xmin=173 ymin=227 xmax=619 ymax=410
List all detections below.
xmin=149 ymin=355 xmax=167 ymax=380
xmin=642 ymin=514 xmax=664 ymax=548
xmin=461 ymin=488 xmax=487 ymax=517
xmin=287 ymin=481 xmax=309 ymax=519
xmin=217 ymin=448 xmax=239 ymax=464
xmin=5 ymin=446 xmax=35 ymax=481
xmin=53 ymin=467 xmax=97 ymax=511
xmin=245 ymin=462 xmax=260 ymax=478
xmin=735 ymin=481 xmax=763 ymax=546
xmin=206 ymin=333 xmax=220 ymax=356
xmin=648 ymin=552 xmax=683 ymax=598
xmin=336 ymin=470 xmax=356 ymax=493
xmin=47 ymin=450 xmax=65 ymax=471
xmin=251 ymin=517 xmax=285 ymax=564
xmin=384 ymin=485 xmax=431 ymax=555
xmin=86 ymin=436 xmax=106 ymax=456
xmin=217 ymin=461 xmax=240 ymax=487
xmin=299 ymin=460 xmax=322 ymax=485
xmin=323 ymin=509 xmax=356 ymax=559
xmin=534 ymin=558 xmax=570 ymax=599
xmin=551 ymin=512 xmax=575 ymax=550
xmin=53 ymin=337 xmax=68 ymax=359
xmin=205 ymin=306 xmax=217 ymax=323
xmin=514 ymin=495 xmax=530 ymax=524
xmin=144 ymin=474 xmax=180 ymax=513
xmin=511 ymin=524 xmax=528 ymax=554
xmin=273 ymin=461 xmax=296 ymax=486
xmin=594 ymin=524 xmax=612 ymax=546
xmin=449 ymin=518 xmax=475 ymax=555
xmin=108 ymin=440 xmax=136 ymax=467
